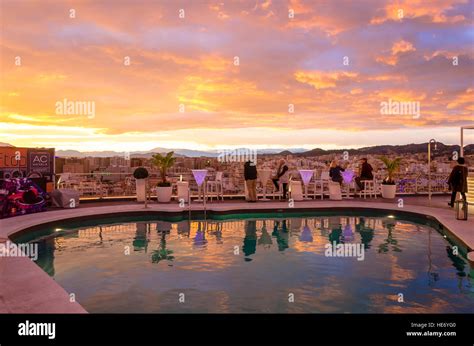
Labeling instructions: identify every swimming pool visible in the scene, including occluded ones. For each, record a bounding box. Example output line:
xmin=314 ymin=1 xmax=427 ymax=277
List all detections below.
xmin=16 ymin=211 xmax=474 ymax=313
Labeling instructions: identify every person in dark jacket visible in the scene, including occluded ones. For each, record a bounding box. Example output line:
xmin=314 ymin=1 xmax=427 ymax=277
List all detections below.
xmin=447 ymin=157 xmax=468 ymax=207
xmin=329 ymin=160 xmax=345 ymax=185
xmin=272 ymin=159 xmax=289 ymax=199
xmin=355 ymin=158 xmax=374 ymax=190
xmin=244 ymin=160 xmax=258 ymax=202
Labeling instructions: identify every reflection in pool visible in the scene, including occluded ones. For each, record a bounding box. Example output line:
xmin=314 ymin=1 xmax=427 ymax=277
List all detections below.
xmin=25 ymin=214 xmax=474 ymax=313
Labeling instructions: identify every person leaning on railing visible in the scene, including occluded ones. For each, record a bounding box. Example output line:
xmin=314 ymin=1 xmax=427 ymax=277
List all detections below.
xmin=447 ymin=157 xmax=468 ymax=208
xmin=272 ymin=159 xmax=289 ymax=199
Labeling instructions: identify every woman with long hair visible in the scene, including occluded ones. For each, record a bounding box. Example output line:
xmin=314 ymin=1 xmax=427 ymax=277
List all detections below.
xmin=329 ymin=160 xmax=345 ymax=185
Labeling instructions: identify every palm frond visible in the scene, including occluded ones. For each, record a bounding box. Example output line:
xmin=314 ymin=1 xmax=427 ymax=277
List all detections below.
xmin=380 ymin=156 xmax=402 ymax=182
xmin=151 ymin=151 xmax=176 ymax=184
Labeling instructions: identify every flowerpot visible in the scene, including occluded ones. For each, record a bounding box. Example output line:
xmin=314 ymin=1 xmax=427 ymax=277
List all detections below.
xmin=381 ymin=184 xmax=396 ymax=199
xmin=176 ymin=181 xmax=189 ymax=202
xmin=289 ymin=181 xmax=304 ymax=201
xmin=136 ymin=179 xmax=146 ymax=202
xmin=328 ymin=181 xmax=342 ymax=200
xmin=157 ymin=186 xmax=172 ymax=203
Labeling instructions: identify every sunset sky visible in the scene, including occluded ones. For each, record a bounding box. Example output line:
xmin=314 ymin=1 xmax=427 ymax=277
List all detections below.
xmin=1 ymin=0 xmax=473 ymax=152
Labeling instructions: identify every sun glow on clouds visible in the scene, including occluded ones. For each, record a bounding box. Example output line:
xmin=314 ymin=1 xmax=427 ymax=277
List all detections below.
xmin=294 ymin=71 xmax=359 ymax=89
xmin=371 ymin=0 xmax=468 ymax=24
xmin=0 ymin=0 xmax=473 ymax=151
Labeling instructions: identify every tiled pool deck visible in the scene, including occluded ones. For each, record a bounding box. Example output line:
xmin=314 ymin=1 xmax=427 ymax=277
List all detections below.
xmin=1 ymin=195 xmax=472 ymax=313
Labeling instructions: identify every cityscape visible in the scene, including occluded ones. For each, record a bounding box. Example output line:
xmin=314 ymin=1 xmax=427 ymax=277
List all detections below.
xmin=49 ymin=143 xmax=474 ymax=198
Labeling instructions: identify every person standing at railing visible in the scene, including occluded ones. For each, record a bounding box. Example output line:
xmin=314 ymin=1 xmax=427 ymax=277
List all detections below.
xmin=244 ymin=159 xmax=258 ymax=202
xmin=447 ymin=157 xmax=468 ymax=207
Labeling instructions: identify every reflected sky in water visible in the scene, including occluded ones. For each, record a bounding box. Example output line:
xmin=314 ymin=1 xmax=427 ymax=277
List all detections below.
xmin=30 ymin=215 xmax=474 ymax=313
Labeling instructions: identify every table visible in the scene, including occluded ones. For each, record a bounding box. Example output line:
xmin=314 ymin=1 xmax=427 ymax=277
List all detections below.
xmin=341 ymin=169 xmax=355 ymax=199
xmin=298 ymin=169 xmax=314 ymax=200
xmin=191 ymin=169 xmax=208 ymax=202
xmin=258 ymin=169 xmax=273 ymax=201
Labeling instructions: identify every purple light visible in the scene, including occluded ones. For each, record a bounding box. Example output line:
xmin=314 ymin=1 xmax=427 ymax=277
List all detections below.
xmin=193 ymin=231 xmax=207 ymax=247
xmin=298 ymin=169 xmax=314 ymax=186
xmin=299 ymin=225 xmax=313 ymax=242
xmin=341 ymin=169 xmax=354 ymax=184
xmin=343 ymin=224 xmax=354 ymax=240
xmin=191 ymin=169 xmax=208 ymax=186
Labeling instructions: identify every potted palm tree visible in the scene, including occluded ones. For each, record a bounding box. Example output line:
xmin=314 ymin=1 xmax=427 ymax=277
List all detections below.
xmin=151 ymin=151 xmax=176 ymax=203
xmin=380 ymin=156 xmax=402 ymax=199
xmin=133 ymin=167 xmax=149 ymax=202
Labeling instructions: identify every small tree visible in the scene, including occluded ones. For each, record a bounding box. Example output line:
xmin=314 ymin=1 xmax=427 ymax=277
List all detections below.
xmin=380 ymin=156 xmax=402 ymax=185
xmin=151 ymin=152 xmax=176 ymax=187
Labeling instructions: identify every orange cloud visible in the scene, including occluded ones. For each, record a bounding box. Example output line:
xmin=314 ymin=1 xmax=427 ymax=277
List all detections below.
xmin=391 ymin=40 xmax=416 ymax=54
xmin=294 ymin=71 xmax=359 ymax=89
xmin=371 ymin=0 xmax=468 ymax=24
xmin=376 ymin=40 xmax=416 ymax=66
xmin=368 ymin=74 xmax=407 ymax=82
xmin=447 ymin=88 xmax=474 ymax=109
xmin=423 ymin=50 xmax=460 ymax=61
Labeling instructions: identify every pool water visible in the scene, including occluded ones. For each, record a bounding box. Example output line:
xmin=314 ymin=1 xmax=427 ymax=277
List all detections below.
xmin=20 ymin=213 xmax=474 ymax=313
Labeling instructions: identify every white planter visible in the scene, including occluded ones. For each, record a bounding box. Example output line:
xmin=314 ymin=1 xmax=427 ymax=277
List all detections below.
xmin=289 ymin=181 xmax=304 ymax=201
xmin=136 ymin=179 xmax=146 ymax=202
xmin=176 ymin=182 xmax=189 ymax=202
xmin=157 ymin=186 xmax=173 ymax=203
xmin=381 ymin=184 xmax=396 ymax=199
xmin=328 ymin=182 xmax=342 ymax=200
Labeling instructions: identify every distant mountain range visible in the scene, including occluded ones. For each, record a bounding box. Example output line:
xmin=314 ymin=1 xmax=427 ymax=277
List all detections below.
xmin=298 ymin=143 xmax=474 ymax=157
xmin=0 ymin=142 xmax=472 ymax=157
xmin=53 ymin=147 xmax=308 ymax=158
xmin=55 ymin=143 xmax=473 ymax=158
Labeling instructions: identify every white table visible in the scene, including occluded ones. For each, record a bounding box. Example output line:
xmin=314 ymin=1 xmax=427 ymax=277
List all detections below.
xmin=258 ymin=169 xmax=273 ymax=201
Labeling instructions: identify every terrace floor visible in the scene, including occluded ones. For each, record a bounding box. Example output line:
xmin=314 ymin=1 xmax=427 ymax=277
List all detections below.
xmin=0 ymin=194 xmax=472 ymax=314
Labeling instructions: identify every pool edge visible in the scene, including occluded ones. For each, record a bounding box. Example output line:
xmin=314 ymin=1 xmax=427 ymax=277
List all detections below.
xmin=1 ymin=201 xmax=473 ymax=314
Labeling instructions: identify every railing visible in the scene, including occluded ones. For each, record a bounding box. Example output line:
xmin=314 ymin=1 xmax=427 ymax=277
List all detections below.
xmin=376 ymin=172 xmax=450 ymax=194
xmin=56 ymin=170 xmax=452 ymax=200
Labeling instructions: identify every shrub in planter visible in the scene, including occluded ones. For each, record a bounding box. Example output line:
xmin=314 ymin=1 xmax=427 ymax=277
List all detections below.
xmin=133 ymin=167 xmax=149 ymax=180
xmin=380 ymin=156 xmax=402 ymax=199
xmin=151 ymin=152 xmax=176 ymax=203
xmin=133 ymin=167 xmax=149 ymax=202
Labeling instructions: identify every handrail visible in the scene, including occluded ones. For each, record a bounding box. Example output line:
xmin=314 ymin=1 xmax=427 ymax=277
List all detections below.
xmin=55 ymin=170 xmax=453 ymax=199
